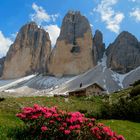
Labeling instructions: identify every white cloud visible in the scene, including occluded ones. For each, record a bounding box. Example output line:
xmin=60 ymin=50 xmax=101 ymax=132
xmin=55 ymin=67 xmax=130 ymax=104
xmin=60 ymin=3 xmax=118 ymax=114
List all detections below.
xmin=44 ymin=25 xmax=60 ymax=47
xmin=94 ymin=0 xmax=124 ymax=33
xmin=0 ymin=31 xmax=13 ymax=57
xmin=30 ymin=3 xmax=59 ymax=25
xmin=51 ymin=14 xmax=59 ymax=22
xmin=90 ymin=24 xmax=94 ymax=29
xmin=130 ymin=8 xmax=140 ymax=22
xmin=129 ymin=0 xmax=140 ymax=2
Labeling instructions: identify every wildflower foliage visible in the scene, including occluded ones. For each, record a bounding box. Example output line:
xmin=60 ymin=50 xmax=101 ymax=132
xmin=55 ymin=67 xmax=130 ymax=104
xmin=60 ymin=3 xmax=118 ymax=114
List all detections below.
xmin=16 ymin=104 xmax=125 ymax=140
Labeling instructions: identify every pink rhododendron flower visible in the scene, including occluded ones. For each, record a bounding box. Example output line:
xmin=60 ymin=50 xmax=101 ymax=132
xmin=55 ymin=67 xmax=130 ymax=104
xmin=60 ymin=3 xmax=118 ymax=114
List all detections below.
xmin=41 ymin=126 xmax=48 ymax=132
xmin=118 ymin=135 xmax=125 ymax=140
xmin=49 ymin=120 xmax=55 ymax=124
xmin=59 ymin=127 xmax=65 ymax=131
xmin=111 ymin=137 xmax=117 ymax=140
xmin=91 ymin=127 xmax=99 ymax=134
xmin=16 ymin=113 xmax=26 ymax=119
xmin=44 ymin=112 xmax=52 ymax=118
xmin=102 ymin=126 xmax=114 ymax=137
xmin=64 ymin=130 xmax=71 ymax=135
xmin=62 ymin=122 xmax=67 ymax=127
xmin=16 ymin=104 xmax=126 ymax=140
xmin=88 ymin=123 xmax=93 ymax=127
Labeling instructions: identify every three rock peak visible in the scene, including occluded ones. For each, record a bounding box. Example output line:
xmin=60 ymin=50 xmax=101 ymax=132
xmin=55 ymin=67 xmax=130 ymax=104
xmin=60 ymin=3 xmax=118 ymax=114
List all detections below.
xmin=1 ymin=11 xmax=140 ymax=79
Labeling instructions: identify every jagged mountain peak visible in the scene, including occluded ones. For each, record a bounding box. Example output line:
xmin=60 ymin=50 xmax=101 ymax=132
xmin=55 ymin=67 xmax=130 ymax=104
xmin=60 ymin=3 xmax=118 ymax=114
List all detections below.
xmin=2 ymin=22 xmax=51 ymax=79
xmin=113 ymin=31 xmax=140 ymax=47
xmin=93 ymin=30 xmax=105 ymax=63
xmin=106 ymin=31 xmax=140 ymax=74
xmin=58 ymin=10 xmax=92 ymax=42
xmin=48 ymin=11 xmax=94 ymax=76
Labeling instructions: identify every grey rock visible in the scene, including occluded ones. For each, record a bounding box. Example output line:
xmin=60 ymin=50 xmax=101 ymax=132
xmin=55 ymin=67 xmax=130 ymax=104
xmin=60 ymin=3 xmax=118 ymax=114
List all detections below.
xmin=106 ymin=31 xmax=140 ymax=73
xmin=58 ymin=11 xmax=92 ymax=43
xmin=0 ymin=57 xmax=5 ymax=77
xmin=93 ymin=30 xmax=105 ymax=63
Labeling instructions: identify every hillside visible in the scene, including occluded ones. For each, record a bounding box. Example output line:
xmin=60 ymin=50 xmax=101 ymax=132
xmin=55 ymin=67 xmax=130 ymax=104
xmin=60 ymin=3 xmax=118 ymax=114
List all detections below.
xmin=0 ymin=84 xmax=140 ymax=139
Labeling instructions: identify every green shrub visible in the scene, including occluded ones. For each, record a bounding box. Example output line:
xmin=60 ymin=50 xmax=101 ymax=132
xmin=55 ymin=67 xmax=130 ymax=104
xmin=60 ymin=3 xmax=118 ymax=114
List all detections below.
xmin=78 ymin=109 xmax=87 ymax=114
xmin=130 ymin=85 xmax=140 ymax=97
xmin=100 ymin=97 xmax=140 ymax=122
xmin=132 ymin=79 xmax=140 ymax=87
xmin=0 ymin=97 xmax=5 ymax=102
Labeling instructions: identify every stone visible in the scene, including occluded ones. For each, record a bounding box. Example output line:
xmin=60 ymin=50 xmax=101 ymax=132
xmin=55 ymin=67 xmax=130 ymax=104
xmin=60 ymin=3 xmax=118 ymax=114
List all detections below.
xmin=48 ymin=11 xmax=94 ymax=76
xmin=2 ymin=22 xmax=51 ymax=79
xmin=106 ymin=31 xmax=140 ymax=73
xmin=0 ymin=57 xmax=5 ymax=77
xmin=93 ymin=30 xmax=105 ymax=63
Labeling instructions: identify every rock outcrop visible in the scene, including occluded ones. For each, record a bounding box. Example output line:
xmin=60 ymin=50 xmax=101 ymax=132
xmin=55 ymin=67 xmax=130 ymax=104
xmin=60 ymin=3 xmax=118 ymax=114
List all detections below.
xmin=3 ymin=22 xmax=51 ymax=79
xmin=0 ymin=57 xmax=5 ymax=77
xmin=93 ymin=30 xmax=105 ymax=63
xmin=106 ymin=31 xmax=140 ymax=73
xmin=48 ymin=11 xmax=94 ymax=76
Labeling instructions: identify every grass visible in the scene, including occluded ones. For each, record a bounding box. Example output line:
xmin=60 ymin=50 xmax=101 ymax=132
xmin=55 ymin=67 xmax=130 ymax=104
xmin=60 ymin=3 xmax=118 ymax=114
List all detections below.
xmin=0 ymin=96 xmax=103 ymax=139
xmin=0 ymin=112 xmax=23 ymax=140
xmin=0 ymin=96 xmax=103 ymax=113
xmin=0 ymin=93 xmax=140 ymax=139
xmin=100 ymin=120 xmax=140 ymax=140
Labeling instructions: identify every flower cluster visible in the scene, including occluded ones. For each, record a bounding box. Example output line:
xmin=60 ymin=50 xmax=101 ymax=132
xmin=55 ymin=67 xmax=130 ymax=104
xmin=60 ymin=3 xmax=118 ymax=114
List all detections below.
xmin=16 ymin=104 xmax=125 ymax=140
xmin=91 ymin=123 xmax=125 ymax=140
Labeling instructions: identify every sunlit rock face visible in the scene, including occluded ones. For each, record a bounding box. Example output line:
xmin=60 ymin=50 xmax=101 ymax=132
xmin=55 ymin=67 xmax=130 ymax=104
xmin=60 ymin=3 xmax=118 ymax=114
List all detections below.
xmin=3 ymin=22 xmax=51 ymax=79
xmin=48 ymin=11 xmax=95 ymax=77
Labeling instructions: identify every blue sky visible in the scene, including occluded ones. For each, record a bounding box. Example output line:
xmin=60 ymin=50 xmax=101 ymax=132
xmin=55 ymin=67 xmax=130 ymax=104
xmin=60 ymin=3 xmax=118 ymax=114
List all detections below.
xmin=0 ymin=0 xmax=140 ymax=57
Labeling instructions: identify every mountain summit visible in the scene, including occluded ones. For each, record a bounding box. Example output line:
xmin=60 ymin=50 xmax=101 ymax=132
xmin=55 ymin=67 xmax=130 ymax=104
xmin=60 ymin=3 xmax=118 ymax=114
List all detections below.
xmin=106 ymin=31 xmax=140 ymax=73
xmin=48 ymin=11 xmax=94 ymax=76
xmin=1 ymin=11 xmax=140 ymax=81
xmin=2 ymin=22 xmax=51 ymax=79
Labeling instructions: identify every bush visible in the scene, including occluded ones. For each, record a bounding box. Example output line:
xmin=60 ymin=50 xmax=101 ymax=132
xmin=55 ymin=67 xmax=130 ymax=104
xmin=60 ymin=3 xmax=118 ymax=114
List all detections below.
xmin=0 ymin=97 xmax=5 ymax=102
xmin=16 ymin=104 xmax=125 ymax=140
xmin=100 ymin=97 xmax=140 ymax=122
xmin=132 ymin=80 xmax=140 ymax=87
xmin=130 ymin=85 xmax=140 ymax=97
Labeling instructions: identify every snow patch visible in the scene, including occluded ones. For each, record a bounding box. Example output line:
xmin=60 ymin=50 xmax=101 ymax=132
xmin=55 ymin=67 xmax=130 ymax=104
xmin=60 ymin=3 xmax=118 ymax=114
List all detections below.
xmin=0 ymin=74 xmax=36 ymax=91
xmin=98 ymin=53 xmax=107 ymax=72
xmin=4 ymin=89 xmax=15 ymax=93
xmin=111 ymin=72 xmax=125 ymax=88
xmin=111 ymin=66 xmax=140 ymax=89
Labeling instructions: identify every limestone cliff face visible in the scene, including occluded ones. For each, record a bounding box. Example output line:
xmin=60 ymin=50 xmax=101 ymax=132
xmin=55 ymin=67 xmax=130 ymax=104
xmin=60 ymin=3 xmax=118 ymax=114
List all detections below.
xmin=48 ymin=11 xmax=94 ymax=76
xmin=106 ymin=31 xmax=140 ymax=73
xmin=3 ymin=22 xmax=51 ymax=79
xmin=93 ymin=30 xmax=105 ymax=63
xmin=0 ymin=57 xmax=5 ymax=77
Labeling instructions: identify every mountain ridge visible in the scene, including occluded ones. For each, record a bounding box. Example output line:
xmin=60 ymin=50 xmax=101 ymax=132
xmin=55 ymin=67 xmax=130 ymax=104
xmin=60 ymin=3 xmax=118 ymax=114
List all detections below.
xmin=0 ymin=11 xmax=139 ymax=94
